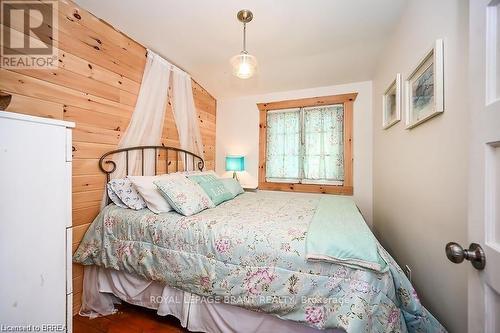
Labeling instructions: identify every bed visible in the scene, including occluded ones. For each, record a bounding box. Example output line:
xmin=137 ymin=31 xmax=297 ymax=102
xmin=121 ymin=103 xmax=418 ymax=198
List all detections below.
xmin=73 ymin=146 xmax=445 ymax=333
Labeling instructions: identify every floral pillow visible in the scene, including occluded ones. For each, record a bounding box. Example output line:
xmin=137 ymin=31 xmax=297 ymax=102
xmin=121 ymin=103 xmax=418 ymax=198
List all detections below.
xmin=188 ymin=174 xmax=233 ymax=205
xmin=107 ymin=178 xmax=147 ymax=210
xmin=106 ymin=183 xmax=127 ymax=208
xmin=154 ymin=174 xmax=214 ymax=216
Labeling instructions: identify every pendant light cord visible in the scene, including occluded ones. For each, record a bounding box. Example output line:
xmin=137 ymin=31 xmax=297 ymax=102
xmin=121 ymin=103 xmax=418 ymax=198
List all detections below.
xmin=242 ymin=22 xmax=247 ymax=53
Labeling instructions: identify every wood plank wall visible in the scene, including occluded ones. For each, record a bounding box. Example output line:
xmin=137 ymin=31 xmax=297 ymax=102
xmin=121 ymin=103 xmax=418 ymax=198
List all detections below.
xmin=0 ymin=0 xmax=216 ymax=315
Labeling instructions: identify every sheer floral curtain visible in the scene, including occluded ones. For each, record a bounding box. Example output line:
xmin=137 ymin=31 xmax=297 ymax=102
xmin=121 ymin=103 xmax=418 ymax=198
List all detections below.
xmin=265 ymin=109 xmax=301 ymax=182
xmin=302 ymin=105 xmax=344 ymax=184
xmin=265 ymin=104 xmax=344 ymax=185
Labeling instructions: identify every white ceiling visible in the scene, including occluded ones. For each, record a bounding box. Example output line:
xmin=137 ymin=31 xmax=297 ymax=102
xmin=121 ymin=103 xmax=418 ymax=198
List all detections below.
xmin=75 ymin=0 xmax=407 ymax=99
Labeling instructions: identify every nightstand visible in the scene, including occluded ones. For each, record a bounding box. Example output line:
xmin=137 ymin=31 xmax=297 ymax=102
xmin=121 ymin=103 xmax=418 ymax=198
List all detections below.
xmin=241 ymin=185 xmax=258 ymax=192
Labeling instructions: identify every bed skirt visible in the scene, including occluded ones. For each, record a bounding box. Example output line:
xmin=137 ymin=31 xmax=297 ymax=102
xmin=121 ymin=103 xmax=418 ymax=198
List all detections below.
xmin=79 ymin=265 xmax=344 ymax=333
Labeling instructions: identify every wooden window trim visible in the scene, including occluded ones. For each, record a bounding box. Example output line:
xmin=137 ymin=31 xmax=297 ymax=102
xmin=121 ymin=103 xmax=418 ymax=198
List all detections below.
xmin=257 ymin=93 xmax=357 ymax=195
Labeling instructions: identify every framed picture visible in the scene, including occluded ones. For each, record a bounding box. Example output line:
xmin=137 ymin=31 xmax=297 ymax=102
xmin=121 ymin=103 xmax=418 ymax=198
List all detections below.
xmin=405 ymin=39 xmax=444 ymax=129
xmin=382 ymin=73 xmax=401 ymax=129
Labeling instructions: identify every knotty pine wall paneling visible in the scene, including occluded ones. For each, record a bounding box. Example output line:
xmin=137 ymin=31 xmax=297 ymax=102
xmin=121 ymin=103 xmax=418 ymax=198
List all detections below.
xmin=0 ymin=0 xmax=216 ymax=315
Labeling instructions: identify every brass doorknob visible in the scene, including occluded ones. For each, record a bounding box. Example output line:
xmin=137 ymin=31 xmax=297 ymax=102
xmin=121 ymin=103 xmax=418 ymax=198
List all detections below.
xmin=445 ymin=242 xmax=485 ymax=270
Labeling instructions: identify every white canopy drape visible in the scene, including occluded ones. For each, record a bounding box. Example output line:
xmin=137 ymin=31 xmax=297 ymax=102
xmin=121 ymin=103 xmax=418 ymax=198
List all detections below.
xmin=109 ymin=49 xmax=205 ymax=178
xmin=172 ymin=70 xmax=205 ymax=169
xmin=99 ymin=50 xmax=205 ymax=210
xmin=113 ymin=50 xmax=171 ymax=178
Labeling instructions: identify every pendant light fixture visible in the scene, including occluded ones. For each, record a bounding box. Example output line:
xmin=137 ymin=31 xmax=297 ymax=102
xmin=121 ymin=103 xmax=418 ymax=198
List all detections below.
xmin=230 ymin=9 xmax=257 ymax=79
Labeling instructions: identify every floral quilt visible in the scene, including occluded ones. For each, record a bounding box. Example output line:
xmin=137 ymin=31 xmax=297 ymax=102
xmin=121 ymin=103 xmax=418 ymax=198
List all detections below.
xmin=73 ymin=191 xmax=446 ymax=332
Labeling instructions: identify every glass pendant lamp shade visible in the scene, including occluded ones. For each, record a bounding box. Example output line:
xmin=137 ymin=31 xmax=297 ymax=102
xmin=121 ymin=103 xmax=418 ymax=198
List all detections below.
xmin=230 ymin=52 xmax=257 ymax=79
xmin=231 ymin=9 xmax=257 ymax=79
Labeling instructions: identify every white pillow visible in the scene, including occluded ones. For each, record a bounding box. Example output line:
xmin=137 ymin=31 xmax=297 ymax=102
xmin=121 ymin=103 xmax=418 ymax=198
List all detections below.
xmin=128 ymin=175 xmax=173 ymax=214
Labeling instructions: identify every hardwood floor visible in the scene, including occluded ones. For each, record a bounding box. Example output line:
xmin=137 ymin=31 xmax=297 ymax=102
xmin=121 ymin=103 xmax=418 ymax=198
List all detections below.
xmin=73 ymin=303 xmax=189 ymax=333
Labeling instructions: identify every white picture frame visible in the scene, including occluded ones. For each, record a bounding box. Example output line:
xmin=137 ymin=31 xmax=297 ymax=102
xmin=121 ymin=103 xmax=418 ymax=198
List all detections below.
xmin=382 ymin=73 xmax=401 ymax=129
xmin=405 ymin=39 xmax=444 ymax=129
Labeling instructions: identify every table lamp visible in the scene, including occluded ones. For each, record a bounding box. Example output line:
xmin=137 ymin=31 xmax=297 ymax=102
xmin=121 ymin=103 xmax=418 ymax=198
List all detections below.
xmin=225 ymin=156 xmax=245 ymax=181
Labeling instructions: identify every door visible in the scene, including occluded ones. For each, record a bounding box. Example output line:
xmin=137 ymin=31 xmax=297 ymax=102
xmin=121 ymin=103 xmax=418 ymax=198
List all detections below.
xmin=468 ymin=0 xmax=500 ymax=331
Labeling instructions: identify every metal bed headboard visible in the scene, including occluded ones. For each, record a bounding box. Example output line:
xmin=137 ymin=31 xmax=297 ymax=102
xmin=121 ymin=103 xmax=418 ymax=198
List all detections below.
xmin=99 ymin=145 xmax=204 ymax=183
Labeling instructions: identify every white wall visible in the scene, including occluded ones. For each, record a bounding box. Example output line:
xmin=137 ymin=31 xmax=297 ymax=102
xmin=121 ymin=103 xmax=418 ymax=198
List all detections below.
xmin=372 ymin=0 xmax=469 ymax=332
xmin=216 ymin=81 xmax=373 ymax=224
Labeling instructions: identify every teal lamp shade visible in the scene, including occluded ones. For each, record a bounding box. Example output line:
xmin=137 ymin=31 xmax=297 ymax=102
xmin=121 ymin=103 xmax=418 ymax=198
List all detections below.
xmin=225 ymin=156 xmax=245 ymax=171
xmin=225 ymin=156 xmax=244 ymax=180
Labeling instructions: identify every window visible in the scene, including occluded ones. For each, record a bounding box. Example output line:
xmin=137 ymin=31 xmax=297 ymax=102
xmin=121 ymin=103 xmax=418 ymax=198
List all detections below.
xmin=258 ymin=93 xmax=356 ymax=195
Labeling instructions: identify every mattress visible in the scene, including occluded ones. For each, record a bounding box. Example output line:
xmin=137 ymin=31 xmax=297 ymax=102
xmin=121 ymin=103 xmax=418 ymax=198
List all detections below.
xmin=74 ymin=191 xmax=445 ymax=332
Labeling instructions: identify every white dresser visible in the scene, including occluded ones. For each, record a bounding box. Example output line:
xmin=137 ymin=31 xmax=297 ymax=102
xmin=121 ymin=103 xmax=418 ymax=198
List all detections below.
xmin=0 ymin=111 xmax=74 ymax=332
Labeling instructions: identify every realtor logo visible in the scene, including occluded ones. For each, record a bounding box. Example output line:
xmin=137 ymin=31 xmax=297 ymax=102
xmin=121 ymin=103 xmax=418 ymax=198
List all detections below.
xmin=1 ymin=0 xmax=58 ymax=69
